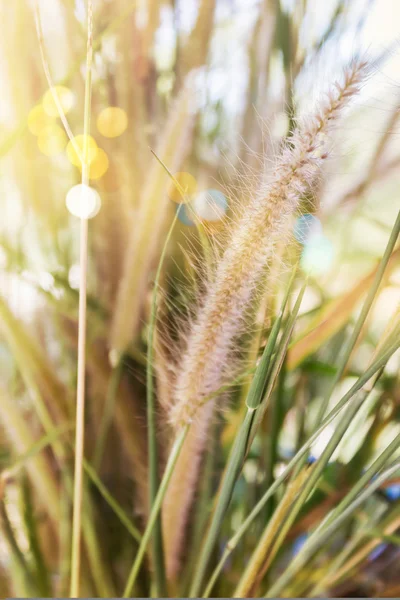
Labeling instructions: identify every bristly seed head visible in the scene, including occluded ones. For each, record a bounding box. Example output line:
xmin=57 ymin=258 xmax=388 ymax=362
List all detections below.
xmin=162 ymin=57 xmax=369 ymax=584
xmin=170 ymin=59 xmax=368 ymax=429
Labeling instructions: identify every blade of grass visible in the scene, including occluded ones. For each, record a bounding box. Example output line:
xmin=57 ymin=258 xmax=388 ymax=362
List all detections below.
xmin=146 ymin=193 xmax=183 ymax=597
xmin=92 ymin=358 xmax=124 ymax=471
xmin=0 ymin=387 xmax=60 ymax=522
xmin=22 ymin=477 xmax=51 ymax=596
xmin=264 ymin=460 xmax=400 ymax=597
xmin=202 ymin=334 xmax=400 ymax=596
xmin=4 ymin=423 xmax=73 ymax=476
xmin=309 ymin=428 xmax=400 ymax=596
xmin=233 ymin=468 xmax=309 ymax=597
xmin=0 ymin=501 xmax=39 ymax=596
xmin=327 ymin=505 xmax=400 ymax=591
xmin=83 ymin=459 xmax=142 ymax=543
xmin=249 ymin=372 xmax=382 ymax=588
xmin=122 ymin=425 xmax=190 ymax=597
xmin=249 ymin=278 xmax=308 ymax=445
xmin=288 ymin=248 xmax=400 ymax=370
xmin=314 ymin=209 xmax=400 ymax=426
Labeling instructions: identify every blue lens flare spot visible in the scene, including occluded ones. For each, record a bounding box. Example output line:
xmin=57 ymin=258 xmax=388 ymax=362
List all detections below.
xmin=294 ymin=214 xmax=322 ymax=244
xmin=176 ymin=203 xmax=195 ymax=226
xmin=384 ymin=483 xmax=400 ymax=501
xmin=301 ymin=235 xmax=335 ymax=275
xmin=292 ymin=534 xmax=308 ymax=556
xmin=192 ymin=189 xmax=228 ymax=222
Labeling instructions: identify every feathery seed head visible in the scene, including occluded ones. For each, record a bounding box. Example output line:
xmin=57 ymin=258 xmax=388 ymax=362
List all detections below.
xmin=170 ymin=60 xmax=368 ymax=429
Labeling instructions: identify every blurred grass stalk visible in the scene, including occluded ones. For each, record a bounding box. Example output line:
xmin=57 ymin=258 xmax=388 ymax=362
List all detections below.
xmin=70 ymin=1 xmax=94 ymax=596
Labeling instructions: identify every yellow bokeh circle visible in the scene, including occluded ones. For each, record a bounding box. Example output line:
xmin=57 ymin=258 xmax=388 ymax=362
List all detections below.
xmin=80 ymin=147 xmax=109 ymax=180
xmin=167 ymin=172 xmax=197 ymax=204
xmin=42 ymin=86 xmax=75 ymax=117
xmin=37 ymin=124 xmax=68 ymax=156
xmin=97 ymin=107 xmax=128 ymax=138
xmin=28 ymin=105 xmax=55 ymax=136
xmin=66 ymin=134 xmax=98 ymax=167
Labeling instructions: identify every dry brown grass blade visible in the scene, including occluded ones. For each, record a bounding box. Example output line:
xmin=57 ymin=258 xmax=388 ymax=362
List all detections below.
xmin=180 ymin=0 xmax=216 ymax=75
xmin=110 ymin=84 xmax=196 ymax=358
xmin=327 ymin=513 xmax=400 ymax=590
xmin=287 ymin=248 xmax=400 ymax=370
xmin=88 ymin=344 xmax=149 ymax=516
xmin=0 ymin=386 xmax=60 ymax=523
xmin=0 ymin=296 xmax=69 ymax=424
xmin=233 ymin=468 xmax=309 ymax=598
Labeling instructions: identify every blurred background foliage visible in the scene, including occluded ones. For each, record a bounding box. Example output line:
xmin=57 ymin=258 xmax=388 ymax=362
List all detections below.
xmin=0 ymin=0 xmax=399 ymax=597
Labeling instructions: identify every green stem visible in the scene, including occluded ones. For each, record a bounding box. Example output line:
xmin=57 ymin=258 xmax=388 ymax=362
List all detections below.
xmin=93 ymin=359 xmax=124 ymax=471
xmin=315 ymin=208 xmax=400 ymax=425
xmin=146 ymin=205 xmax=182 ymax=596
xmin=123 ymin=425 xmax=190 ymax=597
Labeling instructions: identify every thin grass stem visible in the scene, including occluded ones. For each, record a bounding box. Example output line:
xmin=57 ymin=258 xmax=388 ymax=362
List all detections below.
xmin=315 ymin=208 xmax=400 ymax=425
xmin=70 ymin=1 xmax=93 ymax=595
xmin=146 ymin=188 xmax=182 ymax=596
xmin=122 ymin=425 xmax=190 ymax=597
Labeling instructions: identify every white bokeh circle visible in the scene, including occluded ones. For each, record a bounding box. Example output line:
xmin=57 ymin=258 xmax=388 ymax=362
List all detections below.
xmin=66 ymin=184 xmax=101 ymax=219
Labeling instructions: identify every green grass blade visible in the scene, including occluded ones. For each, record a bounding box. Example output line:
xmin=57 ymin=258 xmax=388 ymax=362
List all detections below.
xmin=123 ymin=425 xmax=190 ymax=597
xmin=22 ymin=477 xmax=51 ymax=596
xmin=83 ymin=459 xmax=142 ymax=543
xmin=146 ymin=152 xmax=187 ymax=596
xmin=92 ymin=358 xmax=124 ymax=471
xmin=314 ymin=208 xmax=400 ymax=424
xmin=203 ymin=335 xmax=400 ymax=594
xmin=264 ymin=460 xmax=400 ymax=597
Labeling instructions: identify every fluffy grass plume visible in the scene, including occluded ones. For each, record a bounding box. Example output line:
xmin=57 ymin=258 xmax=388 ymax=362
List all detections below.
xmin=162 ymin=60 xmax=368 ymax=577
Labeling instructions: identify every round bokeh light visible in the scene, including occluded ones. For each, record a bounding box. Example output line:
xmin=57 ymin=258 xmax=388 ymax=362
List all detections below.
xmin=80 ymin=147 xmax=109 ymax=180
xmin=42 ymin=86 xmax=75 ymax=117
xmin=192 ymin=189 xmax=227 ymax=222
xmin=37 ymin=124 xmax=68 ymax=156
xmin=97 ymin=107 xmax=128 ymax=138
xmin=294 ymin=214 xmax=322 ymax=245
xmin=66 ymin=184 xmax=101 ymax=219
xmin=28 ymin=105 xmax=54 ymax=136
xmin=301 ymin=234 xmax=335 ymax=275
xmin=176 ymin=203 xmax=195 ymax=226
xmin=66 ymin=134 xmax=98 ymax=167
xmin=168 ymin=172 xmax=197 ymax=204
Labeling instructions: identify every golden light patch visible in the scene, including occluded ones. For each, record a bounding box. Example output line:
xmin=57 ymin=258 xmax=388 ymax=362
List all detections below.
xmin=66 ymin=134 xmax=98 ymax=167
xmin=42 ymin=86 xmax=75 ymax=117
xmin=37 ymin=124 xmax=68 ymax=157
xmin=79 ymin=147 xmax=109 ymax=180
xmin=97 ymin=107 xmax=128 ymax=138
xmin=167 ymin=172 xmax=197 ymax=204
xmin=28 ymin=105 xmax=55 ymax=136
